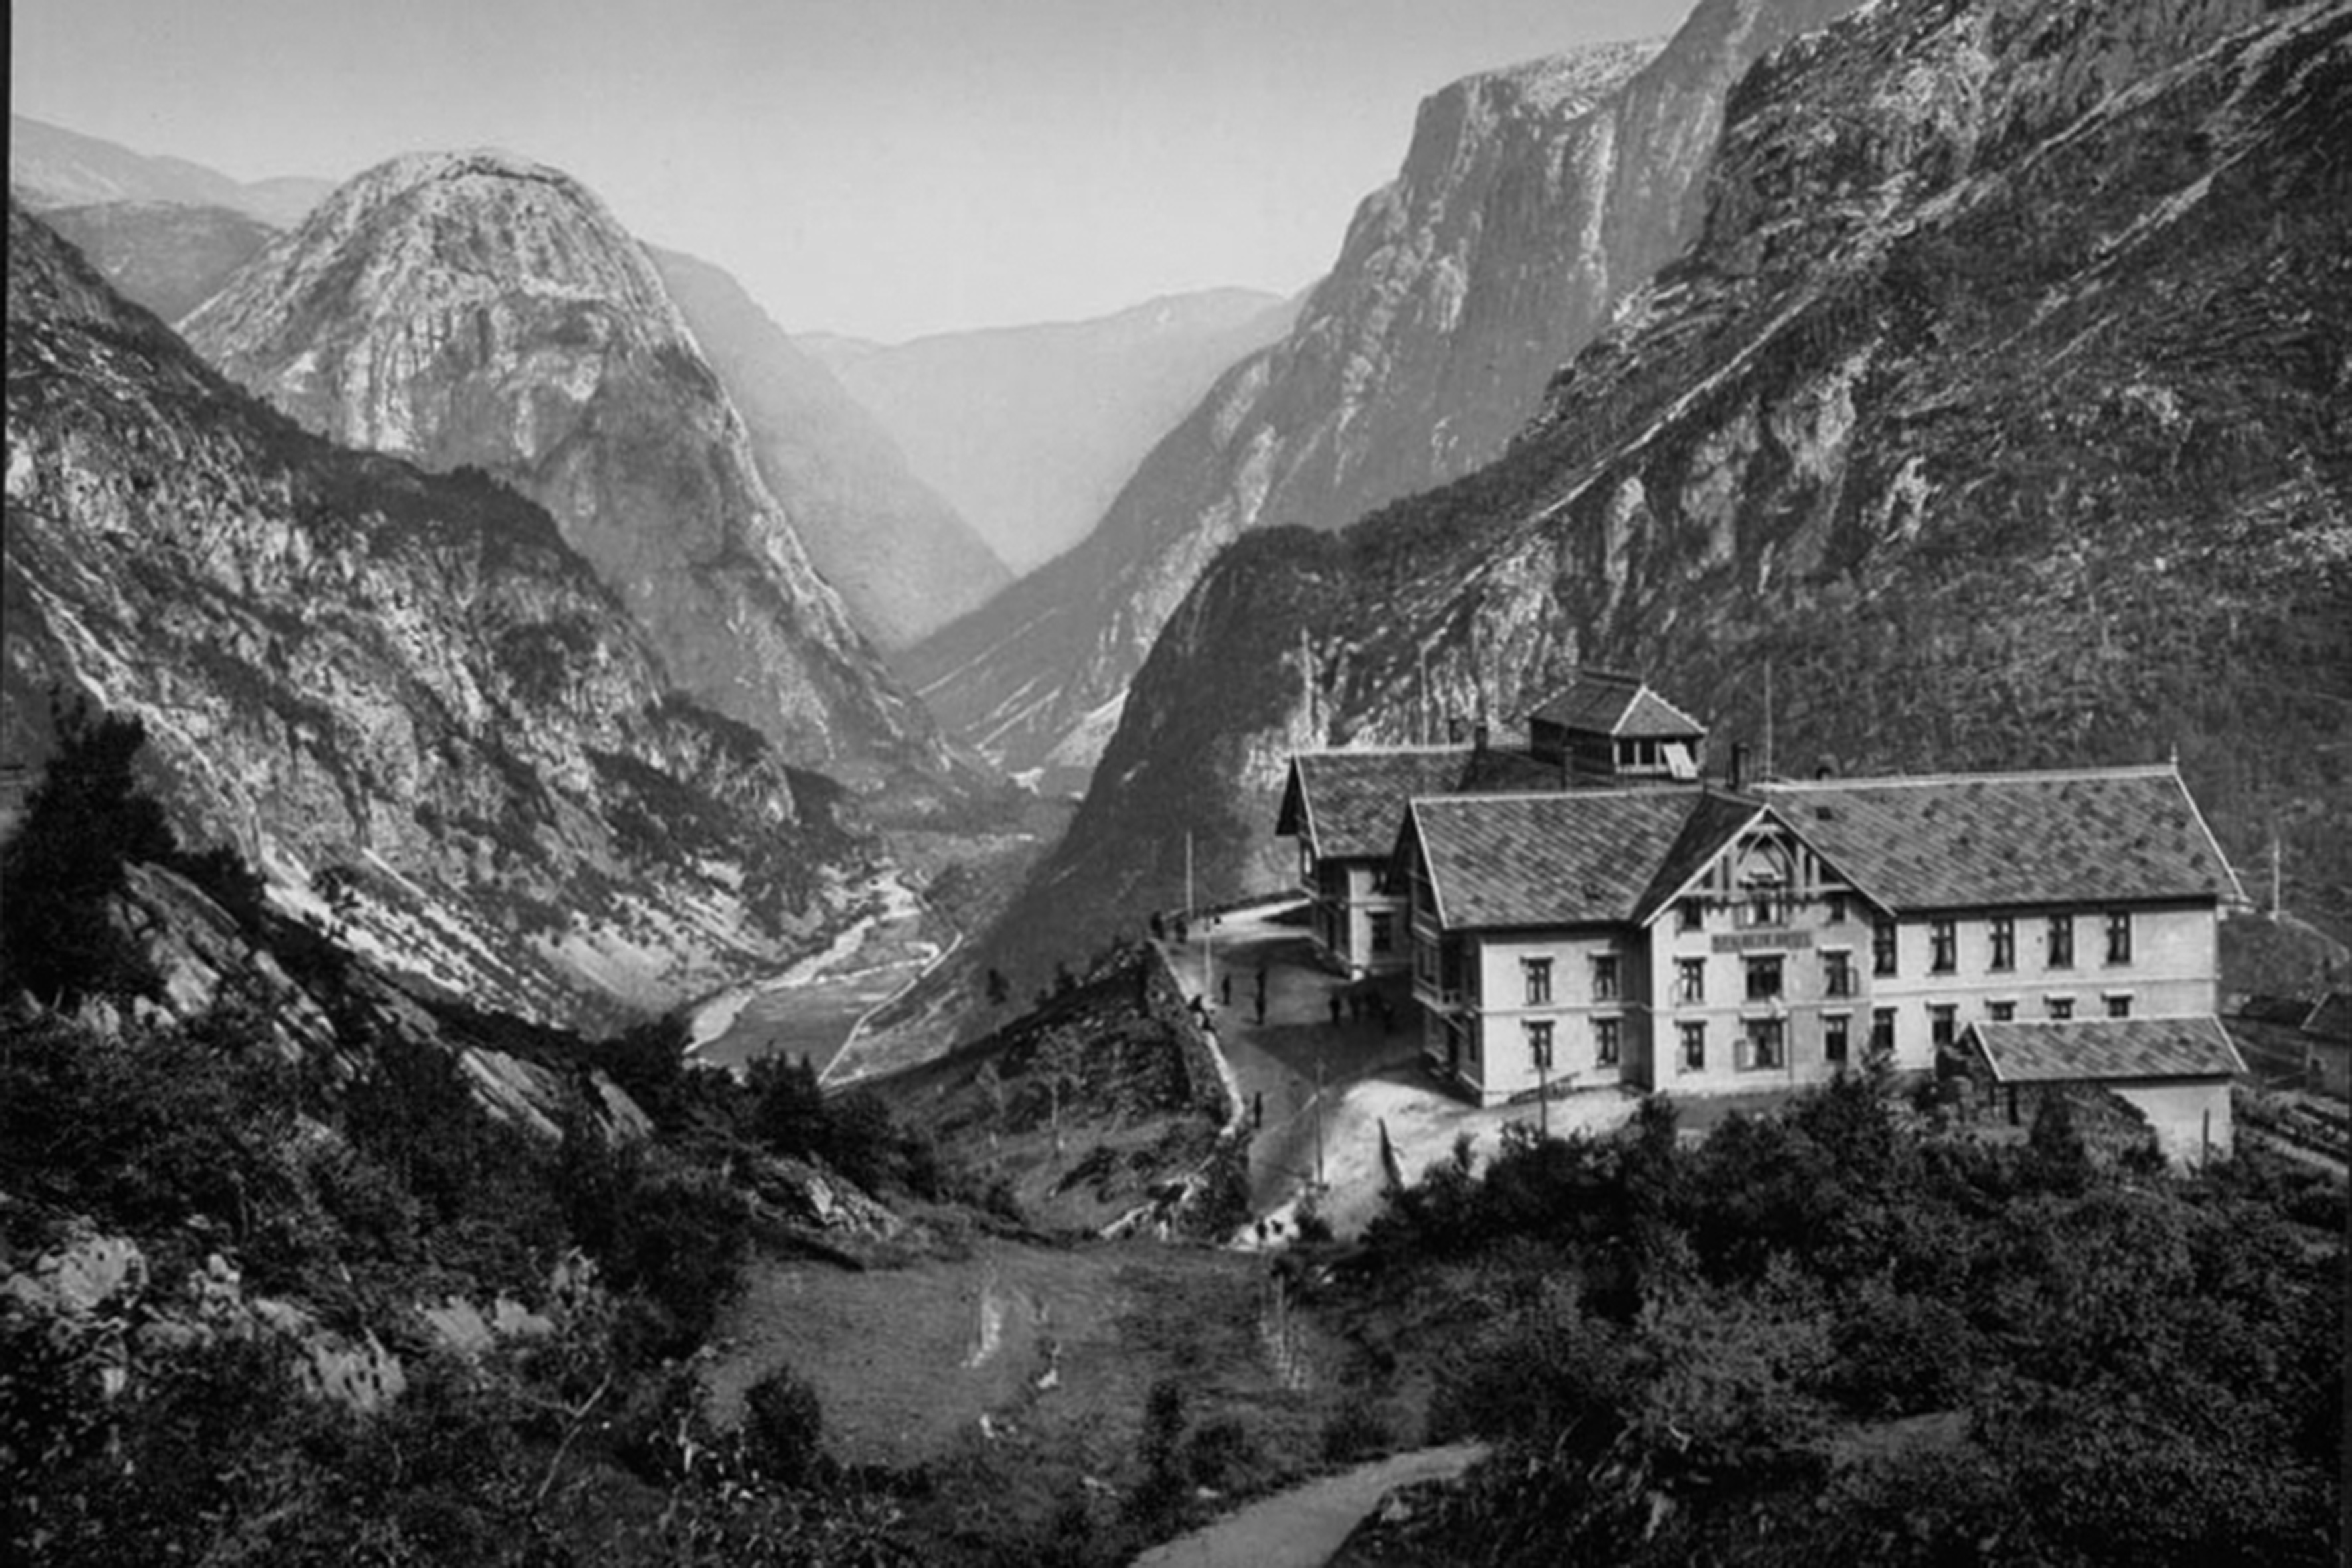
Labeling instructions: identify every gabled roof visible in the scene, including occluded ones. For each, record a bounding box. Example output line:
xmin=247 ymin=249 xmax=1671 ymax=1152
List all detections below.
xmin=1277 ymin=748 xmax=1472 ymax=860
xmin=2304 ymin=992 xmax=2352 ymax=1044
xmin=1758 ymin=766 xmax=2242 ymax=911
xmin=1525 ymin=670 xmax=1705 ymax=740
xmin=1632 ymin=791 xmax=1770 ymax=921
xmin=1454 ymin=747 xmax=1563 ymax=794
xmin=1405 ymin=790 xmax=1697 ymax=930
xmin=1964 ymin=1016 xmax=2245 ymax=1083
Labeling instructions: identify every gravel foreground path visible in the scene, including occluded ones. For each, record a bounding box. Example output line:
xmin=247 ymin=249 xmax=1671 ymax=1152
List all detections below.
xmin=1130 ymin=1443 xmax=1490 ymax=1568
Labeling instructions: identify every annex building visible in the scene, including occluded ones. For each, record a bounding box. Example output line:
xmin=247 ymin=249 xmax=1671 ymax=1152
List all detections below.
xmin=1277 ymin=672 xmax=2247 ymax=1163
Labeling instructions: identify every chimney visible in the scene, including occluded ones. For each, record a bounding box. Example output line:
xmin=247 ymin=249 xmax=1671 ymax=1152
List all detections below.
xmin=1729 ymin=742 xmax=1749 ymax=791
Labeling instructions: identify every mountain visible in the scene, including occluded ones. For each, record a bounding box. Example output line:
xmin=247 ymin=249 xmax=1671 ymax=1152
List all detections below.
xmin=902 ymin=8 xmax=1865 ymax=785
xmin=181 ymin=151 xmax=945 ymax=787
xmin=37 ymin=200 xmax=277 ymax=322
xmin=8 ymin=113 xmax=333 ymax=226
xmin=805 ymin=288 xmax=1300 ymax=575
xmin=985 ymin=0 xmax=2352 ymax=990
xmin=647 ymin=247 xmax=1012 ymax=649
xmin=4 ymin=198 xmax=883 ymax=1026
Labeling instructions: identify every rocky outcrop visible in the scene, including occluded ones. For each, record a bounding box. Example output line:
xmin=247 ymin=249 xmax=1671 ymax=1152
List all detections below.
xmin=648 ymin=246 xmax=1010 ymax=650
xmin=986 ymin=0 xmax=2352 ymax=987
xmin=181 ymin=151 xmax=944 ymax=785
xmin=805 ymin=289 xmax=1300 ymax=576
xmin=6 ymin=199 xmax=882 ymax=1026
xmin=906 ymin=4 xmax=1861 ymax=781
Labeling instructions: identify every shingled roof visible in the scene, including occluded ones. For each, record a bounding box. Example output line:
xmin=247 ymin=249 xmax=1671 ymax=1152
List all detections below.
xmin=1761 ymin=767 xmax=2242 ymax=911
xmin=1964 ymin=1016 xmax=2245 ymax=1083
xmin=1526 ymin=670 xmax=1705 ymax=739
xmin=1277 ymin=749 xmax=1473 ymax=861
xmin=1406 ymin=791 xmax=1697 ymax=929
xmin=2304 ymin=992 xmax=2352 ymax=1044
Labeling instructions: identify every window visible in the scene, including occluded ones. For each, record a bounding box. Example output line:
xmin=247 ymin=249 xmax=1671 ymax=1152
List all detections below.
xmin=1990 ymin=916 xmax=2015 ymax=971
xmin=1828 ymin=892 xmax=1850 ymax=925
xmin=1747 ymin=889 xmax=1781 ymax=928
xmin=1675 ymin=957 xmax=1705 ymax=1005
xmin=2105 ymin=911 xmax=2132 ymax=966
xmin=1930 ymin=1004 xmax=1957 ymax=1049
xmin=1527 ymin=1019 xmax=1554 ymax=1071
xmin=1415 ymin=940 xmax=1437 ymax=985
xmin=1591 ymin=954 xmax=1620 ymax=1002
xmin=1823 ymin=949 xmax=1855 ymax=998
xmin=2106 ymin=994 xmax=2132 ymax=1019
xmin=1681 ymin=1022 xmax=1705 ymax=1071
xmin=2047 ymin=913 xmax=2075 ymax=968
xmin=1678 ymin=898 xmax=1703 ymax=932
xmin=1989 ymin=1000 xmax=2016 ymax=1022
xmin=1825 ymin=1014 xmax=1850 ymax=1065
xmin=1870 ymin=1008 xmax=1896 ymax=1055
xmin=1741 ymin=1018 xmax=1785 ymax=1071
xmin=1370 ymin=912 xmax=1394 ymax=953
xmin=1522 ymin=957 xmax=1552 ymax=1005
xmin=1594 ymin=1018 xmax=1622 ymax=1067
xmin=1930 ymin=919 xmax=1957 ymax=974
xmin=2047 ymin=996 xmax=2075 ymax=1020
xmin=1873 ymin=919 xmax=1899 ymax=977
xmin=1745 ymin=955 xmax=1784 ymax=1001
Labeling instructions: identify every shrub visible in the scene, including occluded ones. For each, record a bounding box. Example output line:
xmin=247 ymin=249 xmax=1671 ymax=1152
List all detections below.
xmin=745 ymin=1364 xmax=825 ymax=1486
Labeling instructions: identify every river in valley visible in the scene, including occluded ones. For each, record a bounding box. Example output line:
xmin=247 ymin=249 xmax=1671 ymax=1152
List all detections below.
xmin=687 ymin=873 xmax=947 ymax=1081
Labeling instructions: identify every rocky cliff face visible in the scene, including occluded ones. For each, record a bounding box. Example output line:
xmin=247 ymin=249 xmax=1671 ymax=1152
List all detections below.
xmin=647 ymin=246 xmax=1010 ymax=650
xmin=989 ymin=0 xmax=2352 ymax=987
xmin=181 ymin=151 xmax=942 ymax=785
xmin=5 ymin=200 xmax=881 ymax=1026
xmin=907 ymin=3 xmax=1861 ymax=782
xmin=804 ymin=288 xmax=1300 ymax=576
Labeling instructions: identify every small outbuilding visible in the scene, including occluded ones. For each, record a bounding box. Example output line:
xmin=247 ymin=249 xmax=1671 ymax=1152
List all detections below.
xmin=1963 ymin=1016 xmax=2244 ymax=1168
xmin=2301 ymin=992 xmax=2350 ymax=1098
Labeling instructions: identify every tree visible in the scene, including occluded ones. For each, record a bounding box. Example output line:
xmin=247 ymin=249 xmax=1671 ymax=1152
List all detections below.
xmin=0 ymin=699 xmax=177 ymax=1006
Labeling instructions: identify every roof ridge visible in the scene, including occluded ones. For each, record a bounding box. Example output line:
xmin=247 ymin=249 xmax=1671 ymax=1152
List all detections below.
xmin=1759 ymin=763 xmax=2179 ymax=789
xmin=1302 ymin=744 xmax=1474 ymax=757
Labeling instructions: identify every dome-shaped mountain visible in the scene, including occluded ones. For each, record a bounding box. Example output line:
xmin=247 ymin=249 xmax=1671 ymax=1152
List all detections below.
xmin=183 ymin=150 xmax=942 ymax=782
xmin=4 ymin=198 xmax=878 ymax=1025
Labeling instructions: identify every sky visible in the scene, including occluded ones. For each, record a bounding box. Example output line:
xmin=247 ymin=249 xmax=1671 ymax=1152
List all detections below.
xmin=13 ymin=0 xmax=1690 ymax=343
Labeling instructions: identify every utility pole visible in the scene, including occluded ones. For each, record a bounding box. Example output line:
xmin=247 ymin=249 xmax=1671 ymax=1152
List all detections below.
xmin=1764 ymin=658 xmax=1776 ymax=783
xmin=2270 ymin=830 xmax=2283 ymax=919
xmin=1185 ymin=831 xmax=1194 ymax=924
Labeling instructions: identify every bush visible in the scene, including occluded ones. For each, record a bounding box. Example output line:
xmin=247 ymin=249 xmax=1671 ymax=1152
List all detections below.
xmin=1320 ymin=1389 xmax=1395 ymax=1464
xmin=745 ymin=1364 xmax=825 ymax=1485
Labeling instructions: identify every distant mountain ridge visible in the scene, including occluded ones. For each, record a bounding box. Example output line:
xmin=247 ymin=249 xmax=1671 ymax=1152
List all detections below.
xmin=181 ymin=150 xmax=947 ymax=787
xmin=4 ymin=198 xmax=882 ymax=1026
xmin=903 ymin=9 xmax=1859 ymax=785
xmin=805 ymin=288 xmax=1301 ymax=575
xmin=984 ymin=0 xmax=2352 ymax=989
xmin=648 ymin=247 xmax=1011 ymax=650
xmin=9 ymin=113 xmax=333 ymax=226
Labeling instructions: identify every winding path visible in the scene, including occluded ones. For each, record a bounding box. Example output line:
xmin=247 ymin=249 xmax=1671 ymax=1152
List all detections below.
xmin=1131 ymin=1443 xmax=1489 ymax=1568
